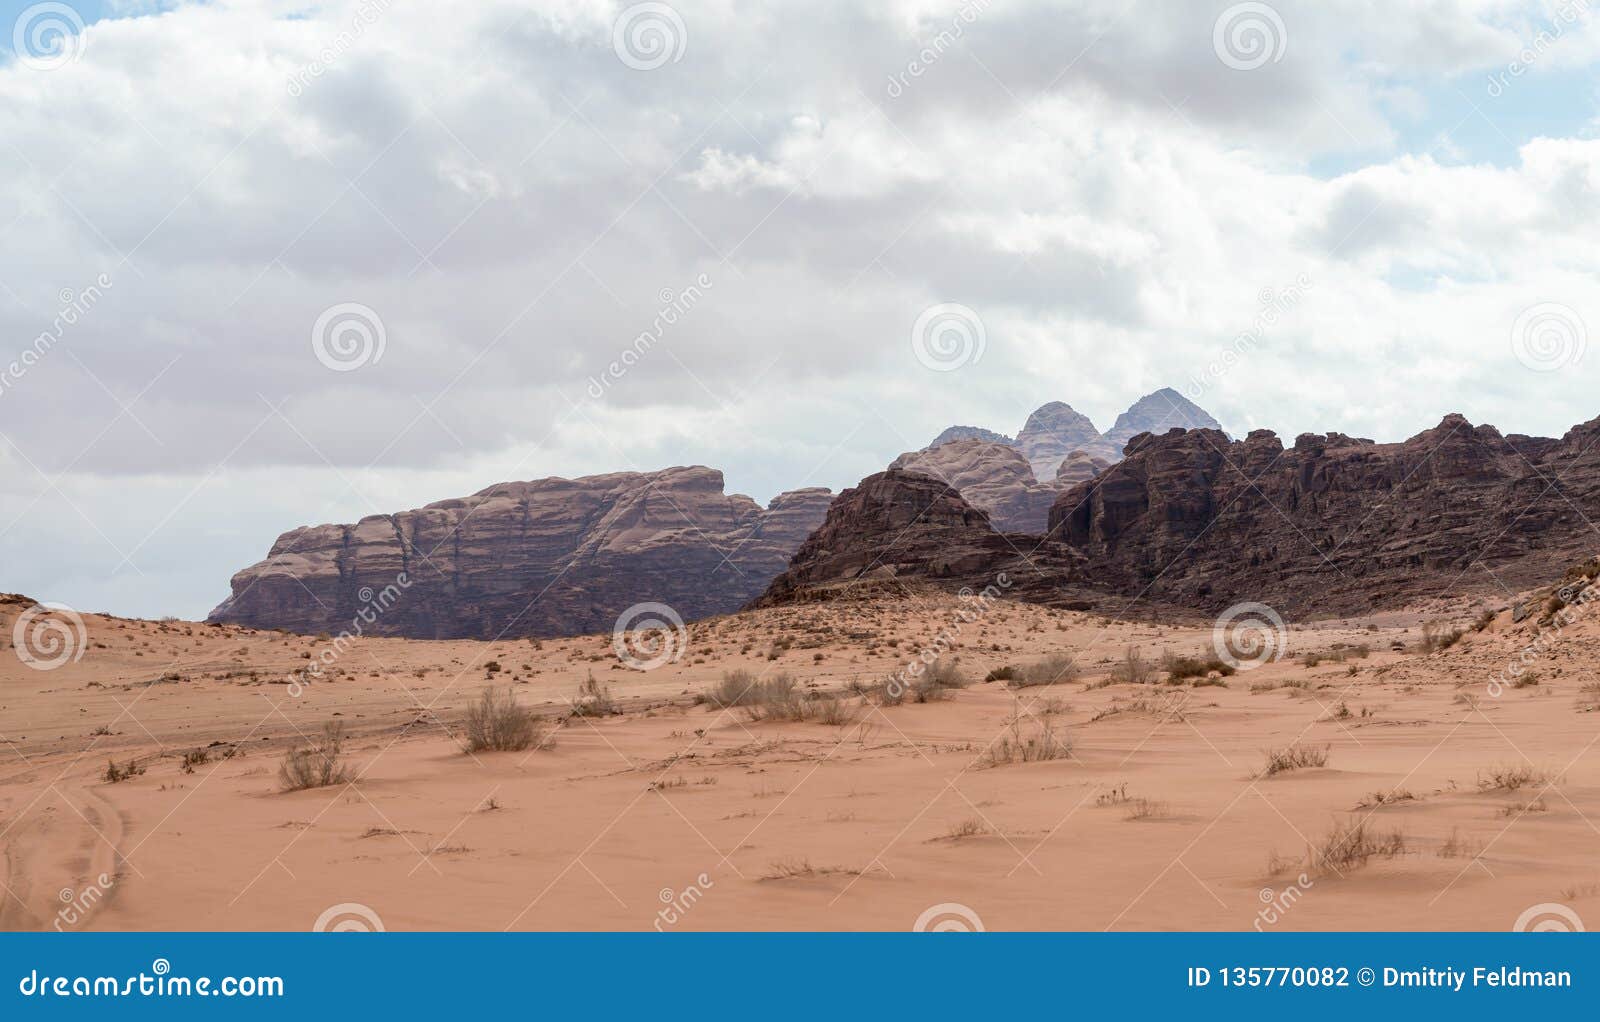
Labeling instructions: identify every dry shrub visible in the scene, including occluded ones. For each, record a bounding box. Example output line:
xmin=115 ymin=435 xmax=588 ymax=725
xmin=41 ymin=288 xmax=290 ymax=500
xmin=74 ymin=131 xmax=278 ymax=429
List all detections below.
xmin=464 ymin=686 xmax=545 ymax=752
xmin=1307 ymin=819 xmax=1406 ymax=874
xmin=279 ymin=722 xmax=351 ymax=792
xmin=571 ymin=672 xmax=619 ymax=717
xmin=1125 ymin=798 xmax=1169 ymax=821
xmin=1258 ymin=743 xmax=1330 ymax=777
xmin=1107 ymin=646 xmax=1156 ymax=684
xmin=1161 ymin=651 xmax=1236 ymax=682
xmin=980 ymin=704 xmax=1073 ymax=767
xmin=1476 ymin=763 xmax=1558 ymax=792
xmin=1009 ymin=653 xmax=1080 ymax=689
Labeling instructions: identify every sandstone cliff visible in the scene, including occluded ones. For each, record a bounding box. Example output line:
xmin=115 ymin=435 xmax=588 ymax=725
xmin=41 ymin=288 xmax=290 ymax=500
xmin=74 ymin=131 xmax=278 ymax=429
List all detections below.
xmin=1048 ymin=414 xmax=1600 ymax=614
xmin=750 ymin=469 xmax=1096 ymax=608
xmin=209 ymin=467 xmax=832 ymax=639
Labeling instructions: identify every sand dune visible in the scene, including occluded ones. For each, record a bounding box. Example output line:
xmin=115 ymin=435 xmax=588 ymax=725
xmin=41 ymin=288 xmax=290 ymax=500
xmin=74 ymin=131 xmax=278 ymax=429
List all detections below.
xmin=3 ymin=592 xmax=1597 ymax=931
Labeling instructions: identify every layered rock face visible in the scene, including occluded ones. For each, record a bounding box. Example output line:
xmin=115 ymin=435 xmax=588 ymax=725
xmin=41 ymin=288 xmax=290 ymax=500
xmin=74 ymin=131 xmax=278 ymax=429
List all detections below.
xmin=888 ymin=439 xmax=1061 ymax=533
xmin=750 ymin=470 xmax=1095 ymax=608
xmin=209 ymin=468 xmax=832 ymax=639
xmin=1048 ymin=414 xmax=1600 ymax=614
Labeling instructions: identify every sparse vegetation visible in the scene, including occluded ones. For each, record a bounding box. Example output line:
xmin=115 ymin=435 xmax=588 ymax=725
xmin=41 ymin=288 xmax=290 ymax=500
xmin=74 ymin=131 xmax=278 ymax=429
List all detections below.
xmin=570 ymin=672 xmax=619 ymax=717
xmin=1477 ymin=763 xmax=1559 ymax=792
xmin=1161 ymin=651 xmax=1235 ymax=682
xmin=1009 ymin=653 xmax=1079 ymax=689
xmin=464 ymin=686 xmax=546 ymax=752
xmin=980 ymin=704 xmax=1072 ymax=767
xmin=1107 ymin=646 xmax=1156 ymax=684
xmin=1306 ymin=818 xmax=1407 ymax=874
xmin=1258 ymin=743 xmax=1330 ymax=777
xmin=1126 ymin=798 xmax=1169 ymax=821
xmin=103 ymin=758 xmax=145 ymax=784
xmin=278 ymin=722 xmax=352 ymax=792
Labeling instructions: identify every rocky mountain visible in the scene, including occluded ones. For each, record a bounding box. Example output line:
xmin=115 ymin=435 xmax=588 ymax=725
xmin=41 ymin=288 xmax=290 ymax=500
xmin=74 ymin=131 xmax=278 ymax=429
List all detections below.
xmin=930 ymin=425 xmax=1014 ymax=448
xmin=923 ymin=390 xmax=1222 ymax=480
xmin=1016 ymin=402 xmax=1118 ymax=477
xmin=888 ymin=439 xmax=1061 ymax=533
xmin=1049 ymin=413 xmax=1600 ymax=615
xmin=209 ymin=467 xmax=832 ymax=639
xmin=1104 ymin=388 xmax=1224 ymax=451
xmin=749 ymin=469 xmax=1096 ymax=609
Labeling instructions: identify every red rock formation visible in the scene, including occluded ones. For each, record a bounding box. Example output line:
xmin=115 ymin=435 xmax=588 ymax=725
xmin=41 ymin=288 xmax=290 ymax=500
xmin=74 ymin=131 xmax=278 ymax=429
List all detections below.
xmin=209 ymin=467 xmax=831 ymax=639
xmin=1048 ymin=414 xmax=1600 ymax=614
xmin=750 ymin=469 xmax=1097 ymax=608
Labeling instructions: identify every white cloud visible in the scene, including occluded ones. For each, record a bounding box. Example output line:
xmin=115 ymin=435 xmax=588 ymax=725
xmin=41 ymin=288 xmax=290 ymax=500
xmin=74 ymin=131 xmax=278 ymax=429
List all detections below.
xmin=2 ymin=0 xmax=1599 ymax=617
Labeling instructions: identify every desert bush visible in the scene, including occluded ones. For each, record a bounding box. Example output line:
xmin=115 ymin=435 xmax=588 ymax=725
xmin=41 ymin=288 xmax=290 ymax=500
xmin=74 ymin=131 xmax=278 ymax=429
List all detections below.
xmin=103 ymin=758 xmax=145 ymax=783
xmin=983 ymin=665 xmax=1018 ymax=683
xmin=278 ymin=722 xmax=352 ymax=792
xmin=1009 ymin=653 xmax=1079 ymax=688
xmin=912 ymin=658 xmax=968 ymax=702
xmin=1477 ymin=763 xmax=1558 ymax=792
xmin=1125 ymin=798 xmax=1169 ymax=821
xmin=1307 ymin=819 xmax=1406 ymax=874
xmin=464 ymin=686 xmax=545 ymax=752
xmin=570 ymin=672 xmax=620 ymax=717
xmin=980 ymin=707 xmax=1073 ymax=767
xmin=1512 ymin=670 xmax=1541 ymax=689
xmin=1472 ymin=609 xmax=1497 ymax=632
xmin=703 ymin=669 xmax=762 ymax=708
xmin=1107 ymin=646 xmax=1156 ymax=685
xmin=1161 ymin=651 xmax=1235 ymax=682
xmin=1258 ymin=743 xmax=1330 ymax=777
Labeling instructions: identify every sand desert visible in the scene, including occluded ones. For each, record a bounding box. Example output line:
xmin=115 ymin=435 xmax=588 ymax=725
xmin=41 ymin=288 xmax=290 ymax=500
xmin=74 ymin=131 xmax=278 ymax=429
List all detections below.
xmin=5 ymin=577 xmax=1598 ymax=932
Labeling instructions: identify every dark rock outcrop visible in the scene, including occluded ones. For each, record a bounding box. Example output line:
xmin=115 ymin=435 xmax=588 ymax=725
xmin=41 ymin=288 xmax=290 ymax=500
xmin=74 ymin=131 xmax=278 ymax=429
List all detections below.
xmin=210 ymin=467 xmax=832 ymax=639
xmin=750 ymin=469 xmax=1097 ymax=608
xmin=1048 ymin=414 xmax=1600 ymax=614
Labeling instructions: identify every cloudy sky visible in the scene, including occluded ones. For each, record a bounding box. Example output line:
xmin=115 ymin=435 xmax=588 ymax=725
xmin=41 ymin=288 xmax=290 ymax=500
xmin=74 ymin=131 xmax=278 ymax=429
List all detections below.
xmin=1 ymin=0 xmax=1598 ymax=619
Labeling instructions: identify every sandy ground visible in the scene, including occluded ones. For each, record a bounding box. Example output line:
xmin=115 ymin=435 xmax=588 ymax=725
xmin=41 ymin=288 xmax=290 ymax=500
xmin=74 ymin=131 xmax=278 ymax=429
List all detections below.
xmin=2 ymin=590 xmax=1598 ymax=932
